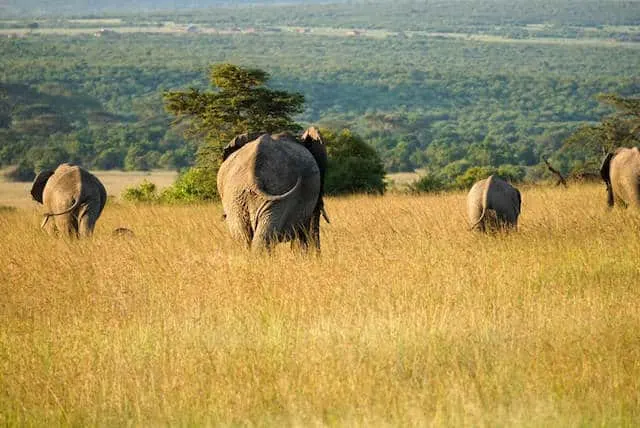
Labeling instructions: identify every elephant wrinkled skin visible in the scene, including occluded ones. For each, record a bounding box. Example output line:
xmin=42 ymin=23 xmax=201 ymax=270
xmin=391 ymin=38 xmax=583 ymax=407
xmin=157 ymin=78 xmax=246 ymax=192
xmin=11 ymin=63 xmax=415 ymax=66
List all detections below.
xmin=600 ymin=147 xmax=640 ymax=208
xmin=30 ymin=163 xmax=107 ymax=237
xmin=217 ymin=127 xmax=328 ymax=252
xmin=467 ymin=175 xmax=521 ymax=232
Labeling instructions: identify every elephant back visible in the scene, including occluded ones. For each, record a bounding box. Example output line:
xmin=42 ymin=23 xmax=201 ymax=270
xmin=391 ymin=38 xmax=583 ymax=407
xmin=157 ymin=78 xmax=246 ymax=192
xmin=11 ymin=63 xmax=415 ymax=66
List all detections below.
xmin=42 ymin=164 xmax=83 ymax=206
xmin=486 ymin=175 xmax=521 ymax=219
xmin=609 ymin=147 xmax=640 ymax=205
xmin=611 ymin=147 xmax=640 ymax=175
xmin=43 ymin=164 xmax=106 ymax=214
xmin=251 ymin=136 xmax=320 ymax=197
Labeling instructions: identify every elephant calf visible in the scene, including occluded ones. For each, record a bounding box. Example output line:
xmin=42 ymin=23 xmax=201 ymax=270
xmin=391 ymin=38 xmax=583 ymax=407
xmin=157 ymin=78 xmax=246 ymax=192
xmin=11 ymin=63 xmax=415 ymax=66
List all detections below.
xmin=217 ymin=127 xmax=329 ymax=252
xmin=467 ymin=175 xmax=521 ymax=232
xmin=30 ymin=163 xmax=107 ymax=238
xmin=600 ymin=147 xmax=640 ymax=208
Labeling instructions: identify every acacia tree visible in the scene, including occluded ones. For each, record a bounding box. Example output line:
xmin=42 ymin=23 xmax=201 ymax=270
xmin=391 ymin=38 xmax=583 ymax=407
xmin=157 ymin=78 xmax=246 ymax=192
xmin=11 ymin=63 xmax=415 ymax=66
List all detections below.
xmin=163 ymin=63 xmax=304 ymax=200
xmin=563 ymin=94 xmax=640 ymax=159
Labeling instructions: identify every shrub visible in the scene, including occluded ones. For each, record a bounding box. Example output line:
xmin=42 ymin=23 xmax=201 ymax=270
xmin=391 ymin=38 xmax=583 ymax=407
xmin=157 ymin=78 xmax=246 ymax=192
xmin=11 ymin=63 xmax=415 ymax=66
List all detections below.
xmin=324 ymin=129 xmax=386 ymax=195
xmin=454 ymin=166 xmax=497 ymax=189
xmin=409 ymin=172 xmax=445 ymax=193
xmin=160 ymin=167 xmax=218 ymax=203
xmin=496 ymin=164 xmax=526 ymax=183
xmin=121 ymin=180 xmax=159 ymax=202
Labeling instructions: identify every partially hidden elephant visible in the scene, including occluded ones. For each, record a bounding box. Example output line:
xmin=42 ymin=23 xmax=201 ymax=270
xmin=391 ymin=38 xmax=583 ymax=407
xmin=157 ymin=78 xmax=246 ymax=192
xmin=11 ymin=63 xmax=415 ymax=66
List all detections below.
xmin=600 ymin=147 xmax=640 ymax=208
xmin=467 ymin=175 xmax=521 ymax=232
xmin=217 ymin=127 xmax=329 ymax=252
xmin=30 ymin=163 xmax=107 ymax=237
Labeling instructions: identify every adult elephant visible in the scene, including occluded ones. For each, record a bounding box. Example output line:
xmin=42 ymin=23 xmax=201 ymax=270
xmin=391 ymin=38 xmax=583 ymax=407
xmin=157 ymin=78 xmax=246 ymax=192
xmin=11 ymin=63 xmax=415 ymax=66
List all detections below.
xmin=600 ymin=147 xmax=640 ymax=208
xmin=217 ymin=127 xmax=329 ymax=252
xmin=30 ymin=163 xmax=107 ymax=237
xmin=467 ymin=175 xmax=521 ymax=232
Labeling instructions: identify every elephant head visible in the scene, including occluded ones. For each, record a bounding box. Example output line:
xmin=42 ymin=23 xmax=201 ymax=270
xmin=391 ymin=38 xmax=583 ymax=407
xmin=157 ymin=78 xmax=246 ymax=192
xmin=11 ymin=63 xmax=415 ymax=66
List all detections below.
xmin=600 ymin=152 xmax=615 ymax=207
xmin=30 ymin=169 xmax=55 ymax=204
xmin=300 ymin=127 xmax=329 ymax=222
xmin=222 ymin=132 xmax=265 ymax=161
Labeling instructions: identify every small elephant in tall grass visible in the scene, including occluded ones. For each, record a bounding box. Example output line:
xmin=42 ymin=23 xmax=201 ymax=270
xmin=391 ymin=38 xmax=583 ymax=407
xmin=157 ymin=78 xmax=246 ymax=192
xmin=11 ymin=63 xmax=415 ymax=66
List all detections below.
xmin=30 ymin=163 xmax=107 ymax=238
xmin=467 ymin=175 xmax=521 ymax=232
xmin=600 ymin=147 xmax=640 ymax=208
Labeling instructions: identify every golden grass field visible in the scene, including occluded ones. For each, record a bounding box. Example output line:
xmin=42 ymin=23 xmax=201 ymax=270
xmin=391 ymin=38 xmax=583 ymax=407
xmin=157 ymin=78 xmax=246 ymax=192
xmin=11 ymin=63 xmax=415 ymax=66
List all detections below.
xmin=1 ymin=182 xmax=639 ymax=426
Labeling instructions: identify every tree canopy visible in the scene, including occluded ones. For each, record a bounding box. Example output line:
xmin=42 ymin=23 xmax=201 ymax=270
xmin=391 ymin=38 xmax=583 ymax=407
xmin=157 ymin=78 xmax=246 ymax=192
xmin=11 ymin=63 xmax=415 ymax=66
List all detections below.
xmin=162 ymin=63 xmax=305 ymax=200
xmin=561 ymin=94 xmax=640 ymax=165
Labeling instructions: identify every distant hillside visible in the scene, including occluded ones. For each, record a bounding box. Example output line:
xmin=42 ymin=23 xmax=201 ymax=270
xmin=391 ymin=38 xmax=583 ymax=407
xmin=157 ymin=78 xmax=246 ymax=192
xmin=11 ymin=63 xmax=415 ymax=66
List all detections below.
xmin=0 ymin=0 xmax=339 ymax=18
xmin=1 ymin=0 xmax=639 ymax=179
xmin=3 ymin=0 xmax=640 ymax=26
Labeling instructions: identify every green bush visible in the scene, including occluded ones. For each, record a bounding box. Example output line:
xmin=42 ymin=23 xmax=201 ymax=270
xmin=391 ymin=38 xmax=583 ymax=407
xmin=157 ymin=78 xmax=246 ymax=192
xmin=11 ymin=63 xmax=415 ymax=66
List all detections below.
xmin=496 ymin=164 xmax=526 ymax=183
xmin=454 ymin=166 xmax=498 ymax=189
xmin=409 ymin=172 xmax=445 ymax=193
xmin=121 ymin=180 xmax=159 ymax=202
xmin=160 ymin=167 xmax=218 ymax=202
xmin=324 ymin=129 xmax=386 ymax=195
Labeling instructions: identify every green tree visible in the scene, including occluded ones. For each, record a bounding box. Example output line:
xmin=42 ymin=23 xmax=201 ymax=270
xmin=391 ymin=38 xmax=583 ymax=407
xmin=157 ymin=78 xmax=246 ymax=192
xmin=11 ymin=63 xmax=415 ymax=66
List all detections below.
xmin=562 ymin=93 xmax=640 ymax=158
xmin=163 ymin=63 xmax=305 ymax=200
xmin=454 ymin=166 xmax=497 ymax=189
xmin=409 ymin=172 xmax=445 ymax=193
xmin=323 ymin=128 xmax=386 ymax=195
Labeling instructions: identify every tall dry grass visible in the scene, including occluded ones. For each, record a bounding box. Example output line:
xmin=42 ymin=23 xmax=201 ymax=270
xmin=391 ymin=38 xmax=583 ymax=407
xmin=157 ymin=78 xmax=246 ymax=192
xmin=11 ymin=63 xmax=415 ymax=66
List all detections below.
xmin=1 ymin=183 xmax=639 ymax=426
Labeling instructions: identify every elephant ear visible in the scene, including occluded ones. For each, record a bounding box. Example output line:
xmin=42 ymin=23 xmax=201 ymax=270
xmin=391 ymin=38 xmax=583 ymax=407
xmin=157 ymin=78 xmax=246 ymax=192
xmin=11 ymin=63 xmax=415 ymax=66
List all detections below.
xmin=222 ymin=132 xmax=264 ymax=162
xmin=30 ymin=169 xmax=55 ymax=204
xmin=600 ymin=152 xmax=614 ymax=207
xmin=300 ymin=127 xmax=328 ymax=193
xmin=600 ymin=152 xmax=613 ymax=185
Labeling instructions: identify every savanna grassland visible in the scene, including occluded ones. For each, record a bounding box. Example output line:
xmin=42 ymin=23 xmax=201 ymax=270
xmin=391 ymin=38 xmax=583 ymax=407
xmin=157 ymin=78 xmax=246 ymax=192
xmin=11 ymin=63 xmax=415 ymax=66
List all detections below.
xmin=1 ymin=183 xmax=639 ymax=426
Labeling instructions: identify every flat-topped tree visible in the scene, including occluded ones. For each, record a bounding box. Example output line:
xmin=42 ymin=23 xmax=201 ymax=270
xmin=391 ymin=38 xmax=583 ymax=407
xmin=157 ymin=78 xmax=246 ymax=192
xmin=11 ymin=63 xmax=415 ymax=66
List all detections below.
xmin=563 ymin=94 xmax=640 ymax=157
xmin=163 ymin=63 xmax=305 ymax=200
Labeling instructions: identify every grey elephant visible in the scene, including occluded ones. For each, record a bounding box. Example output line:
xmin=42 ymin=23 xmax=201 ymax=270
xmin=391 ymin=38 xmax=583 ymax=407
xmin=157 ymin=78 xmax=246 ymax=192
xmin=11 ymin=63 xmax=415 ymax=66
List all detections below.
xmin=600 ymin=147 xmax=640 ymax=208
xmin=467 ymin=175 xmax=521 ymax=232
xmin=217 ymin=127 xmax=329 ymax=252
xmin=30 ymin=163 xmax=107 ymax=237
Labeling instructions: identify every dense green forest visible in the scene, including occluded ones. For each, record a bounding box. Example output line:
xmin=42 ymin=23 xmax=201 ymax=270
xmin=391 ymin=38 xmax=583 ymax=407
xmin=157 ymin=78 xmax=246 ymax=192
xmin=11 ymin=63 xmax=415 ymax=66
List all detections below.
xmin=1 ymin=0 xmax=639 ymax=183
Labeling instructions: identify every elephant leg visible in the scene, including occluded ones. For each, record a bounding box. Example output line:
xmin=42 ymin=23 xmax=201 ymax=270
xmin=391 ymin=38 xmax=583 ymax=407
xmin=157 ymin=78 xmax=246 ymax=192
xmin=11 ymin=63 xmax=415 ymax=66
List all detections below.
xmin=225 ymin=214 xmax=253 ymax=249
xmin=55 ymin=214 xmax=78 ymax=238
xmin=251 ymin=221 xmax=274 ymax=253
xmin=308 ymin=211 xmax=321 ymax=252
xmin=291 ymin=228 xmax=308 ymax=252
xmin=473 ymin=214 xmax=486 ymax=232
xmin=78 ymin=203 xmax=99 ymax=237
xmin=289 ymin=215 xmax=320 ymax=254
xmin=291 ymin=225 xmax=312 ymax=253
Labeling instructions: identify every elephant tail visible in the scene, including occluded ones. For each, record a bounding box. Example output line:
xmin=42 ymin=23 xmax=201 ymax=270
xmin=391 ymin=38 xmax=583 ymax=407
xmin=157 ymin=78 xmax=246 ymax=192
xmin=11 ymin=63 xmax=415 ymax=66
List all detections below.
xmin=469 ymin=207 xmax=487 ymax=231
xmin=255 ymin=176 xmax=303 ymax=201
xmin=41 ymin=196 xmax=82 ymax=229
